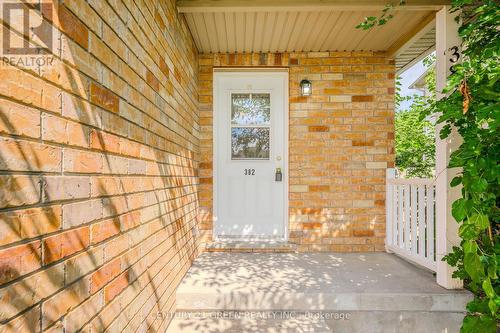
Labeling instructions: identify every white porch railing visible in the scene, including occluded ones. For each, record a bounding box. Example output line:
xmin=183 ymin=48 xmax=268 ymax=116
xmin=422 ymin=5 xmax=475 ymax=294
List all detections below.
xmin=386 ymin=169 xmax=436 ymax=271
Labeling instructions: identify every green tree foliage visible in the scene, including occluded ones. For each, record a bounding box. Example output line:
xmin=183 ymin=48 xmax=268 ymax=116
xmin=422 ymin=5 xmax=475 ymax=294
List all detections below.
xmin=360 ymin=1 xmax=500 ymax=331
xmin=395 ymin=57 xmax=436 ymax=178
xmin=428 ymin=2 xmax=500 ymax=331
xmin=356 ymin=1 xmax=407 ymax=30
xmin=395 ymin=108 xmax=435 ymax=177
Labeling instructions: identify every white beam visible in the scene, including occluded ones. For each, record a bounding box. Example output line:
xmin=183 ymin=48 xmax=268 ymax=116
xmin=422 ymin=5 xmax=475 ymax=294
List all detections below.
xmin=177 ymin=0 xmax=450 ymax=13
xmin=435 ymin=5 xmax=463 ymax=290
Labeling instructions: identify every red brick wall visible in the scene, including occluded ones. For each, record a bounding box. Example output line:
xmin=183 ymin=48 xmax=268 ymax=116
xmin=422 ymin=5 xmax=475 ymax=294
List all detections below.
xmin=198 ymin=52 xmax=395 ymax=251
xmin=0 ymin=0 xmax=200 ymax=331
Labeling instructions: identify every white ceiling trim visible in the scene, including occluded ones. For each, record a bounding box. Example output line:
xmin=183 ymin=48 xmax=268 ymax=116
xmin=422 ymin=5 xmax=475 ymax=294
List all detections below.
xmin=177 ymin=0 xmax=449 ymax=12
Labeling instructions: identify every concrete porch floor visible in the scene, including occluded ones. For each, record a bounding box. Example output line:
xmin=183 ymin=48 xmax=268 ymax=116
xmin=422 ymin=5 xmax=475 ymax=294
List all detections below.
xmin=167 ymin=252 xmax=472 ymax=333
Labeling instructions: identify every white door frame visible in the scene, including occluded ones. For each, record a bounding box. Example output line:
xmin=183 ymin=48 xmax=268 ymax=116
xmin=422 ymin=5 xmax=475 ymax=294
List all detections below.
xmin=213 ymin=69 xmax=289 ymax=240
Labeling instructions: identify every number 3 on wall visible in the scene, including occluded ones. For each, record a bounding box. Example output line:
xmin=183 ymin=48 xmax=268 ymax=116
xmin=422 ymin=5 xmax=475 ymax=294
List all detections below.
xmin=447 ymin=46 xmax=461 ymax=73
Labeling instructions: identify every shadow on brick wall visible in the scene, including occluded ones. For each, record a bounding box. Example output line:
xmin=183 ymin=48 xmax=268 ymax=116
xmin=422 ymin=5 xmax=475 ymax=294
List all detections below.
xmin=0 ymin=0 xmax=200 ymax=332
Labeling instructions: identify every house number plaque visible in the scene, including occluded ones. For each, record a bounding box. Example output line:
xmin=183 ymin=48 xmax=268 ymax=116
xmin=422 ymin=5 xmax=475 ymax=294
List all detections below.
xmin=244 ymin=169 xmax=255 ymax=175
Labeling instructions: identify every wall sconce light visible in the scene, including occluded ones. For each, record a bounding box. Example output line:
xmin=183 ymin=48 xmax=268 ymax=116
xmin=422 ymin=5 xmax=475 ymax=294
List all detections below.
xmin=300 ymin=79 xmax=312 ymax=96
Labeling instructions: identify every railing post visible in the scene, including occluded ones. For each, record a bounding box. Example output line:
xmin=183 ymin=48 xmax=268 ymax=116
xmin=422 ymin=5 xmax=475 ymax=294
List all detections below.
xmin=410 ymin=184 xmax=418 ymax=256
xmin=385 ymin=168 xmax=396 ymax=252
xmin=435 ymin=6 xmax=463 ymax=289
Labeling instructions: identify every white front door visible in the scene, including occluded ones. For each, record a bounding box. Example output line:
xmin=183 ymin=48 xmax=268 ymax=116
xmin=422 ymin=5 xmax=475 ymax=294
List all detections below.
xmin=214 ymin=71 xmax=288 ymax=239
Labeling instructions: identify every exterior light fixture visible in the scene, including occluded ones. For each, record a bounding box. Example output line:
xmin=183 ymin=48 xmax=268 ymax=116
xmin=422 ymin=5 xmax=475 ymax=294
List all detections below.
xmin=300 ymin=79 xmax=312 ymax=96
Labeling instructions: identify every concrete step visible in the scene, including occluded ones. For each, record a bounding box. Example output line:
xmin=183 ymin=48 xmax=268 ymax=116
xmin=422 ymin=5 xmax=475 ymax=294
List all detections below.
xmin=176 ymin=290 xmax=470 ymax=312
xmin=166 ymin=311 xmax=331 ymax=333
xmin=166 ymin=310 xmax=465 ymax=333
xmin=206 ymin=240 xmax=297 ymax=253
xmin=170 ymin=253 xmax=472 ymax=332
xmin=176 ymin=252 xmax=471 ymax=312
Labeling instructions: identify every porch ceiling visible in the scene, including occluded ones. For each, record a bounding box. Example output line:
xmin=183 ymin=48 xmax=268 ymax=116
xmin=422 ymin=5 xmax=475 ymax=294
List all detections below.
xmin=178 ymin=1 xmax=445 ymax=55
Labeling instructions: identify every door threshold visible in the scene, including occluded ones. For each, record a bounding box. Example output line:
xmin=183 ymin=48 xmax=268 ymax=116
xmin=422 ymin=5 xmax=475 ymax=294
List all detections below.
xmin=206 ymin=239 xmax=297 ymax=253
xmin=215 ymin=236 xmax=286 ymax=242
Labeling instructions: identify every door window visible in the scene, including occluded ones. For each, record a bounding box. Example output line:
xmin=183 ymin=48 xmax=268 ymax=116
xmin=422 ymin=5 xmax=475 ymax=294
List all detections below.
xmin=230 ymin=93 xmax=271 ymax=159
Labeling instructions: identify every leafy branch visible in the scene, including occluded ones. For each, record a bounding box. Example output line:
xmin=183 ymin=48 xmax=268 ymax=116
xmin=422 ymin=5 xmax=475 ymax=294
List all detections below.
xmin=437 ymin=3 xmax=500 ymax=331
xmin=356 ymin=1 xmax=406 ymax=30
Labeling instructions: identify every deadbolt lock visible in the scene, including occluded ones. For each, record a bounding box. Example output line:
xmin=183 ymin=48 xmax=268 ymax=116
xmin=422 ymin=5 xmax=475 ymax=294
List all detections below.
xmin=275 ymin=168 xmax=283 ymax=182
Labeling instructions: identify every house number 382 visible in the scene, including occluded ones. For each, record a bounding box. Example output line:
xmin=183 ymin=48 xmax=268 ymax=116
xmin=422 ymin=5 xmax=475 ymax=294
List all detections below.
xmin=244 ymin=169 xmax=255 ymax=175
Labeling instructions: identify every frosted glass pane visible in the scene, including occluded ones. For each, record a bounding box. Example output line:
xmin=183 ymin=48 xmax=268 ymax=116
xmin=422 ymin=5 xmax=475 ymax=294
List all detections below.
xmin=231 ymin=127 xmax=270 ymax=159
xmin=231 ymin=93 xmax=270 ymax=125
